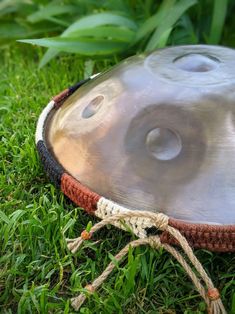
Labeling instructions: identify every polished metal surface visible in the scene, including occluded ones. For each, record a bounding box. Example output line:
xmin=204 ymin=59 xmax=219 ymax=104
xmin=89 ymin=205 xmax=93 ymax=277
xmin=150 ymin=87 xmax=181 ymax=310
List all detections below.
xmin=46 ymin=45 xmax=235 ymax=225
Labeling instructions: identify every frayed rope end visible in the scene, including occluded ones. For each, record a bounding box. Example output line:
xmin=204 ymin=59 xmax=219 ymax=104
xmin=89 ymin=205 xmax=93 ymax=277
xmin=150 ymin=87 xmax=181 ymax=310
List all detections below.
xmin=71 ymin=285 xmax=95 ymax=311
xmin=67 ymin=230 xmax=92 ymax=253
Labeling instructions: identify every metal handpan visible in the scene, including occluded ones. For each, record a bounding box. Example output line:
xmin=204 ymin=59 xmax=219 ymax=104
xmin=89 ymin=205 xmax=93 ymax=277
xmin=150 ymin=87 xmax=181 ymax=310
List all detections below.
xmin=45 ymin=45 xmax=235 ymax=225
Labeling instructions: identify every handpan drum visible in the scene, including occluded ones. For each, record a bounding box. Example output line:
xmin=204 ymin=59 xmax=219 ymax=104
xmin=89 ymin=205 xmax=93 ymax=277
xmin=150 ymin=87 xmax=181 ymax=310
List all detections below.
xmin=36 ymin=45 xmax=235 ymax=252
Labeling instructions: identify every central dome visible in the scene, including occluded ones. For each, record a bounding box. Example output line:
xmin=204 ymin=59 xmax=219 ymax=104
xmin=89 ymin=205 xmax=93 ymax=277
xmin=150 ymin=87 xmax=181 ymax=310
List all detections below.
xmin=46 ymin=45 xmax=235 ymax=225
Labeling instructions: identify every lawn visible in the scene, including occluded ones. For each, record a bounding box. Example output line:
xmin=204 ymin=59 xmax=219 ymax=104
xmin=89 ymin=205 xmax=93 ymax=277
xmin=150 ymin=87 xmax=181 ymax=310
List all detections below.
xmin=0 ymin=44 xmax=235 ymax=313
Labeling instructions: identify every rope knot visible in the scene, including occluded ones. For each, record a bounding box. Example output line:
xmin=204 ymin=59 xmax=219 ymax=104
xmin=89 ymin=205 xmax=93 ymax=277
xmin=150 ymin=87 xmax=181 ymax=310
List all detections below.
xmin=148 ymin=236 xmax=162 ymax=249
xmin=207 ymin=288 xmax=220 ymax=301
xmin=67 ymin=200 xmax=226 ymax=313
xmin=153 ymin=213 xmax=169 ymax=230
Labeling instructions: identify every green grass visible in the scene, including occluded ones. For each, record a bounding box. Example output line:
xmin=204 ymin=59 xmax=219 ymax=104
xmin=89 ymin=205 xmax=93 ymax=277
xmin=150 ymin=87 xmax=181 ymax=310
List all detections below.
xmin=1 ymin=45 xmax=235 ymax=314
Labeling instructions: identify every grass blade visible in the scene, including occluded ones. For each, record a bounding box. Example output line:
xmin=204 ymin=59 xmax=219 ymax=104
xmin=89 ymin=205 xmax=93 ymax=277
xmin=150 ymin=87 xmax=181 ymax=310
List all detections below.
xmin=208 ymin=0 xmax=228 ymax=44
xmin=146 ymin=0 xmax=197 ymax=51
xmin=27 ymin=3 xmax=77 ymax=23
xmin=0 ymin=210 xmax=10 ymax=224
xmin=0 ymin=22 xmax=60 ymax=39
xmin=135 ymin=0 xmax=176 ymax=42
xmin=18 ymin=37 xmax=127 ymax=55
xmin=39 ymin=49 xmax=58 ymax=68
xmin=157 ymin=27 xmax=173 ymax=48
xmin=42 ymin=16 xmax=70 ymax=27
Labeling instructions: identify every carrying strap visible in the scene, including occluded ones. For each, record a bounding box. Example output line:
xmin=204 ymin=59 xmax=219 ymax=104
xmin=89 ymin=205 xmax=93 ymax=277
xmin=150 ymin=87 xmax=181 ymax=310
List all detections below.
xmin=67 ymin=198 xmax=226 ymax=313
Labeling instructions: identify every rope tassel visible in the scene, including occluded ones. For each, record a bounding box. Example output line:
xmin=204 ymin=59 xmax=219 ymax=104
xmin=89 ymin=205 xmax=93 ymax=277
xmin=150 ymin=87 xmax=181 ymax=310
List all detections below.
xmin=67 ymin=209 xmax=227 ymax=313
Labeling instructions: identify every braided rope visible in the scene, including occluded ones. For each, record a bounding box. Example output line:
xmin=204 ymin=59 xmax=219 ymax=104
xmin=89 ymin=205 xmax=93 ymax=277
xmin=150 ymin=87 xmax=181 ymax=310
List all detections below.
xmin=67 ymin=200 xmax=226 ymax=313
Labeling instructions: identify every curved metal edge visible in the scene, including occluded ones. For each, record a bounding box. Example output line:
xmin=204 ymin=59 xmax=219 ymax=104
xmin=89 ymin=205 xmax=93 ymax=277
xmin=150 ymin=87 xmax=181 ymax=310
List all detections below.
xmin=35 ymin=78 xmax=235 ymax=252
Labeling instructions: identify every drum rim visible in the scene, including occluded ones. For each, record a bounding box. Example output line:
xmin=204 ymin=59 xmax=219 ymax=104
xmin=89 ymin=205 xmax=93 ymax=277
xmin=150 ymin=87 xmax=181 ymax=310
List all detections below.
xmin=35 ymin=76 xmax=235 ymax=252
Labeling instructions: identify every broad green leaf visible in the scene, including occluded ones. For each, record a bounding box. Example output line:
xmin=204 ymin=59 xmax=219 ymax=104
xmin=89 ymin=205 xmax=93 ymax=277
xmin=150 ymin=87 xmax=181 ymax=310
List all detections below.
xmin=39 ymin=12 xmax=137 ymax=67
xmin=18 ymin=37 xmax=127 ymax=55
xmin=157 ymin=27 xmax=173 ymax=48
xmin=208 ymin=0 xmax=228 ymax=44
xmin=0 ymin=23 xmax=60 ymax=39
xmin=68 ymin=26 xmax=135 ymax=42
xmin=146 ymin=0 xmax=197 ymax=51
xmin=27 ymin=4 xmax=77 ymax=23
xmin=135 ymin=0 xmax=176 ymax=41
xmin=171 ymin=15 xmax=197 ymax=45
xmin=62 ymin=12 xmax=138 ymax=34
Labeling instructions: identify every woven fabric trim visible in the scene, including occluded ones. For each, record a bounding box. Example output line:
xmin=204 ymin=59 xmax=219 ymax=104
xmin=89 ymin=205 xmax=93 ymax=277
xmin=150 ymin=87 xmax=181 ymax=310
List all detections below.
xmin=35 ymin=80 xmax=92 ymax=184
xmin=53 ymin=88 xmax=70 ymax=107
xmin=96 ymin=197 xmax=168 ymax=238
xmin=53 ymin=79 xmax=90 ymax=108
xmin=35 ymin=100 xmax=54 ymax=143
xmin=95 ymin=198 xmax=235 ymax=252
xmin=160 ymin=219 xmax=235 ymax=252
xmin=61 ymin=173 xmax=100 ymax=214
xmin=37 ymin=140 xmax=64 ymax=187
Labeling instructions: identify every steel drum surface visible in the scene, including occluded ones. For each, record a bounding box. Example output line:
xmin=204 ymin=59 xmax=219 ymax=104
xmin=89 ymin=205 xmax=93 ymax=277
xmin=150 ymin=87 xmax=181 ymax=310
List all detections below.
xmin=46 ymin=45 xmax=235 ymax=225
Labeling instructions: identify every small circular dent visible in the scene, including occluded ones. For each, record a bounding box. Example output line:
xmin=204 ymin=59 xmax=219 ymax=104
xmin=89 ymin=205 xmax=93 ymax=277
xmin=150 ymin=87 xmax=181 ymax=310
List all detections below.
xmin=146 ymin=128 xmax=182 ymax=161
xmin=82 ymin=95 xmax=104 ymax=118
xmin=173 ymin=53 xmax=220 ymax=72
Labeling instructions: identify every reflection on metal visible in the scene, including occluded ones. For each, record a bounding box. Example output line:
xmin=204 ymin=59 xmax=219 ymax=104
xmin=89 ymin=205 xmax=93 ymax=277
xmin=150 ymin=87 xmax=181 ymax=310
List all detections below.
xmin=46 ymin=45 xmax=235 ymax=224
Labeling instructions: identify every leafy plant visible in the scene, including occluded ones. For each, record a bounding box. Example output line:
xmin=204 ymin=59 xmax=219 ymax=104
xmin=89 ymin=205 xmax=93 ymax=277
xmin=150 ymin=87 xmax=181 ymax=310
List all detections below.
xmin=0 ymin=0 xmax=63 ymax=42
xmin=18 ymin=0 xmax=199 ymax=66
xmin=1 ymin=2 xmax=235 ymax=313
xmin=1 ymin=0 xmax=235 ymax=65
